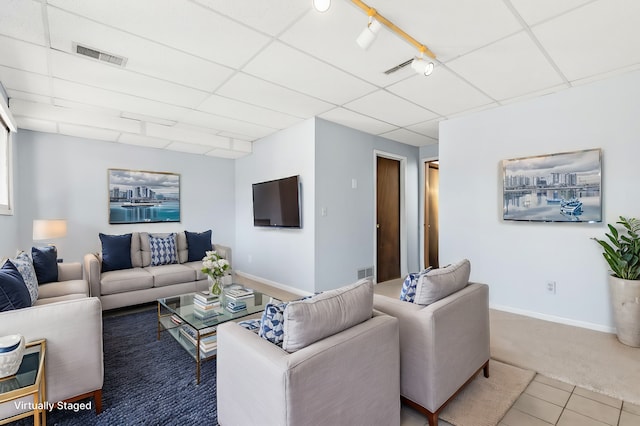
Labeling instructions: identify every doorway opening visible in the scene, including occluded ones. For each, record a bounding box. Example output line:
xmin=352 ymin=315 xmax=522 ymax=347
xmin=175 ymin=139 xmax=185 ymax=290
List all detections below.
xmin=424 ymin=160 xmax=439 ymax=269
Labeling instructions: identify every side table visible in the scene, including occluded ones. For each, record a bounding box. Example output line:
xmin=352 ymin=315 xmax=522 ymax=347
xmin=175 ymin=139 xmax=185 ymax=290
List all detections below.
xmin=0 ymin=339 xmax=47 ymax=426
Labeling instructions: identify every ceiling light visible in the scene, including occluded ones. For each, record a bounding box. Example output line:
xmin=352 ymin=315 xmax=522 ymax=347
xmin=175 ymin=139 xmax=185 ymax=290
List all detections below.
xmin=312 ymin=0 xmax=331 ymax=12
xmin=356 ymin=17 xmax=381 ymax=50
xmin=411 ymin=57 xmax=434 ymax=76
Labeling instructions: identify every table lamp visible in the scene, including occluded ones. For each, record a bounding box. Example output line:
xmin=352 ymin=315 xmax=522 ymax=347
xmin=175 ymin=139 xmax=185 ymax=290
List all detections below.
xmin=32 ymin=219 xmax=67 ymax=244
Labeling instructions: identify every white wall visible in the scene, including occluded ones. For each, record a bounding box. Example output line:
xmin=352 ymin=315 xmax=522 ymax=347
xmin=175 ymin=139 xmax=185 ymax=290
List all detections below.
xmin=15 ymin=130 xmax=236 ymax=262
xmin=439 ymin=70 xmax=640 ymax=331
xmin=234 ymin=119 xmax=316 ymax=293
xmin=315 ymin=118 xmax=421 ymax=290
xmin=0 ymin=83 xmax=18 ymax=255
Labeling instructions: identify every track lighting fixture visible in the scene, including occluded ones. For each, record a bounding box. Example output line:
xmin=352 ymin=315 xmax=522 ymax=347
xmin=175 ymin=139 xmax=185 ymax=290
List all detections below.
xmin=411 ymin=56 xmax=434 ymax=76
xmin=356 ymin=17 xmax=381 ymax=50
xmin=312 ymin=0 xmax=331 ymax=13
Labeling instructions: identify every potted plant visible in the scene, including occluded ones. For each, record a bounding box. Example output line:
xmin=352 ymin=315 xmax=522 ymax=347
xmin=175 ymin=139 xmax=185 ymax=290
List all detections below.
xmin=593 ymin=216 xmax=640 ymax=347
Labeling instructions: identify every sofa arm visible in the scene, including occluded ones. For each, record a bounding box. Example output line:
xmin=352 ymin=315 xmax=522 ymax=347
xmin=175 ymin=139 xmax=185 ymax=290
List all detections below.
xmin=84 ymin=253 xmax=102 ymax=298
xmin=213 ymin=244 xmax=232 ymax=267
xmin=374 ymin=282 xmax=490 ymax=412
xmin=57 ymin=262 xmax=83 ymax=281
xmin=0 ymin=298 xmax=103 ymax=419
xmin=217 ymin=312 xmax=400 ymax=426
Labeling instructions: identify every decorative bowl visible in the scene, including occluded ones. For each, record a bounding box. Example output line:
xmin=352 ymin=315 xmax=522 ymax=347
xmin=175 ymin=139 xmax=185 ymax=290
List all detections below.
xmin=0 ymin=334 xmax=25 ymax=378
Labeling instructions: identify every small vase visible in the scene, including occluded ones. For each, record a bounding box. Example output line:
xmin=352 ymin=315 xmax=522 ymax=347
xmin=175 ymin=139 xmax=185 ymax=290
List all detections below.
xmin=209 ymin=276 xmax=222 ymax=296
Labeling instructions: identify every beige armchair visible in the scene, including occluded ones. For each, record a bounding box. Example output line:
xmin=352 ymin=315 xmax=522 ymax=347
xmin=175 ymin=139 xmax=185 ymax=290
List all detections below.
xmin=373 ymin=282 xmax=490 ymax=426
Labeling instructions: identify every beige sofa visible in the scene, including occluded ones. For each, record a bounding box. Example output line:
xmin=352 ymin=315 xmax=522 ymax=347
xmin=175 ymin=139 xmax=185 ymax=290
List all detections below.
xmin=84 ymin=231 xmax=231 ymax=310
xmin=217 ymin=279 xmax=401 ymax=426
xmin=0 ymin=263 xmax=104 ymax=421
xmin=374 ymin=282 xmax=490 ymax=426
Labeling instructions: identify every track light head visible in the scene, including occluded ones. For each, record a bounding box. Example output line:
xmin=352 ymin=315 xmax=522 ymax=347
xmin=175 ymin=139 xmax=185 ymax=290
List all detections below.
xmin=411 ymin=57 xmax=434 ymax=76
xmin=356 ymin=18 xmax=381 ymax=50
xmin=312 ymin=0 xmax=331 ymax=12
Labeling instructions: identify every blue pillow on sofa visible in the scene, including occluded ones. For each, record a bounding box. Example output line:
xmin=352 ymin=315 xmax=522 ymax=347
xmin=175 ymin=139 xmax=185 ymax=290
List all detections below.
xmin=259 ymin=302 xmax=287 ymax=346
xmin=31 ymin=246 xmax=58 ymax=284
xmin=185 ymin=230 xmax=213 ymax=262
xmin=399 ymin=267 xmax=432 ymax=303
xmin=0 ymin=260 xmax=31 ymax=311
xmin=99 ymin=233 xmax=133 ymax=272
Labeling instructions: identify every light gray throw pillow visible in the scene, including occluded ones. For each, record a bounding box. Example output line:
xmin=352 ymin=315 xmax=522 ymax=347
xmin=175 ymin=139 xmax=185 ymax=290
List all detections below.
xmin=414 ymin=259 xmax=470 ymax=305
xmin=282 ymin=278 xmax=373 ymax=353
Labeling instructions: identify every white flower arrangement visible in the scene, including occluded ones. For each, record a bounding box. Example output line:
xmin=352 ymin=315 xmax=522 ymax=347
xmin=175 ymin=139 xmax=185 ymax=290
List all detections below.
xmin=201 ymin=250 xmax=230 ymax=280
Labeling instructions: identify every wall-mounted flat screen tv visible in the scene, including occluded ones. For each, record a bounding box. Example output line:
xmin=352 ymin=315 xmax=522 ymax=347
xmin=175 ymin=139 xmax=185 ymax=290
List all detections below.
xmin=502 ymin=148 xmax=602 ymax=223
xmin=252 ymin=175 xmax=302 ymax=228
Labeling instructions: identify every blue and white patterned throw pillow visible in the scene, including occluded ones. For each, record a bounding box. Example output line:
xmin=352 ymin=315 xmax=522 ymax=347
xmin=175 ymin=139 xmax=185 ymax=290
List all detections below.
xmin=399 ymin=267 xmax=432 ymax=303
xmin=149 ymin=234 xmax=177 ymax=266
xmin=238 ymin=319 xmax=261 ymax=333
xmin=259 ymin=302 xmax=287 ymax=346
xmin=10 ymin=252 xmax=38 ymax=305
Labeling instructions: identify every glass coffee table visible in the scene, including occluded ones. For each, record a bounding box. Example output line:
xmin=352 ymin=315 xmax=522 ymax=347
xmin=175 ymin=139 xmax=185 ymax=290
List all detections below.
xmin=157 ymin=286 xmax=270 ymax=384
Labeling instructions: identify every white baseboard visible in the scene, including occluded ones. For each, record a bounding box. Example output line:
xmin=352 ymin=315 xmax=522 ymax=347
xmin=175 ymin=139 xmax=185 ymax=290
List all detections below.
xmin=235 ymin=271 xmax=312 ymax=297
xmin=490 ymin=304 xmax=616 ymax=334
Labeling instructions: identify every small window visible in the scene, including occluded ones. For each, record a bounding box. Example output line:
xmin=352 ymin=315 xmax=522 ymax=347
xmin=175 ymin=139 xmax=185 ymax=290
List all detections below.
xmin=0 ymin=120 xmax=12 ymax=215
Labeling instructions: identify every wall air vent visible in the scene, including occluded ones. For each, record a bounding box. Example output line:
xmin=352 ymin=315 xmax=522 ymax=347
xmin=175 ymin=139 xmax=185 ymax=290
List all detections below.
xmin=384 ymin=58 xmax=413 ymax=75
xmin=74 ymin=43 xmax=128 ymax=67
xmin=357 ymin=267 xmax=374 ymax=280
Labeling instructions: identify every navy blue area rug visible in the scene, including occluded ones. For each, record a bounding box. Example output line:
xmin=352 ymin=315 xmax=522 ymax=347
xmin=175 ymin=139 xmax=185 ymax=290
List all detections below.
xmin=16 ymin=308 xmax=217 ymax=425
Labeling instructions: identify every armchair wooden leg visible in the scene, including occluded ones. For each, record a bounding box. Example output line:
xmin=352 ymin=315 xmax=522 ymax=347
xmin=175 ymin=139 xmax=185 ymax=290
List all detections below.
xmin=94 ymin=389 xmax=103 ymax=414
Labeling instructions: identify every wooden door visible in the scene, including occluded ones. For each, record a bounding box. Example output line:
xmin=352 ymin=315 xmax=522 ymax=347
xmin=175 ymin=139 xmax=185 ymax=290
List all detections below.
xmin=376 ymin=156 xmax=400 ymax=282
xmin=426 ymin=162 xmax=439 ymax=268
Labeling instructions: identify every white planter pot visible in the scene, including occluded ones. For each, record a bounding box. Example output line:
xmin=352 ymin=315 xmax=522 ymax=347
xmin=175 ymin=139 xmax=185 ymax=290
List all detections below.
xmin=609 ymin=276 xmax=640 ymax=347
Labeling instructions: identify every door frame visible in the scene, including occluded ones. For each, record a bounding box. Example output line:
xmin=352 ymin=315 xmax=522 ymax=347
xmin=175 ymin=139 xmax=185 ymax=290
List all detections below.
xmin=373 ymin=150 xmax=407 ymax=283
xmin=419 ymin=156 xmax=439 ymax=270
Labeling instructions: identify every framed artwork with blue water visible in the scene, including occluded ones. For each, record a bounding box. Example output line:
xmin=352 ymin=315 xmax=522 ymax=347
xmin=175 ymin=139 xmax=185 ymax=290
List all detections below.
xmin=108 ymin=169 xmax=181 ymax=224
xmin=502 ymin=148 xmax=602 ymax=223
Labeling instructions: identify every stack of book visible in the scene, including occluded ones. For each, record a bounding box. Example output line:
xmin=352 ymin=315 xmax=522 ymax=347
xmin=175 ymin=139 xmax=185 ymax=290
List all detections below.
xmin=179 ymin=325 xmax=218 ymax=358
xmin=226 ymin=299 xmax=247 ymax=313
xmin=193 ymin=291 xmax=220 ymax=319
xmin=225 ymin=287 xmax=254 ymax=300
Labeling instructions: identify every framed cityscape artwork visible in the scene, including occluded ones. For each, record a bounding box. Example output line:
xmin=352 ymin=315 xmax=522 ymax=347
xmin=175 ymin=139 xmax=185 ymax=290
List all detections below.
xmin=108 ymin=168 xmax=181 ymax=224
xmin=502 ymin=148 xmax=602 ymax=223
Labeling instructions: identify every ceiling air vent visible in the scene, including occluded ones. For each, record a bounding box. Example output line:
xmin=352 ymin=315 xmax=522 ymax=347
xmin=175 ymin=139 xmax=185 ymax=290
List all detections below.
xmin=74 ymin=43 xmax=128 ymax=67
xmin=384 ymin=58 xmax=413 ymax=75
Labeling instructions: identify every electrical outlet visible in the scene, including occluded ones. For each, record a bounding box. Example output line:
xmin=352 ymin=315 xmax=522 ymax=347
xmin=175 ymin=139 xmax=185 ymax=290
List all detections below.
xmin=546 ymin=281 xmax=556 ymax=295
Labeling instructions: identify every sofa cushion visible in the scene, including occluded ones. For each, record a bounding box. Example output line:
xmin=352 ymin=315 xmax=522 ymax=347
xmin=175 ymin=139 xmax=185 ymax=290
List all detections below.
xmin=10 ymin=252 xmax=38 ymax=304
xmin=99 ymin=233 xmax=133 ymax=272
xmin=176 ymin=232 xmax=188 ymax=264
xmin=0 ymin=261 xmax=31 ymax=311
xmin=130 ymin=232 xmax=143 ymax=268
xmin=185 ymin=230 xmax=212 ymax=262
xmin=146 ymin=264 xmax=196 ymax=288
xmin=37 ymin=279 xmax=89 ymax=300
xmin=100 ymin=268 xmax=153 ymax=295
xmin=182 ymin=261 xmax=208 ymax=280
xmin=149 ymin=233 xmax=178 ymax=266
xmin=414 ymin=259 xmax=471 ymax=305
xmin=32 ymin=246 xmax=58 ymax=284
xmin=259 ymin=302 xmax=287 ymax=345
xmin=34 ymin=293 xmax=88 ymax=306
xmin=282 ymin=278 xmax=373 ymax=353
xmin=399 ymin=267 xmax=432 ymax=303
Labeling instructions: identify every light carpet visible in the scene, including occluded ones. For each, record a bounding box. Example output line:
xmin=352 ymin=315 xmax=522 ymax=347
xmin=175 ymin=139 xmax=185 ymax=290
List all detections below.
xmin=439 ymin=360 xmax=535 ymax=426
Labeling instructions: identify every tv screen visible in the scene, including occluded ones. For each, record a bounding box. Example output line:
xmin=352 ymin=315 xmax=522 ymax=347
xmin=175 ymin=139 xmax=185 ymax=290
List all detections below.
xmin=252 ymin=175 xmax=301 ymax=228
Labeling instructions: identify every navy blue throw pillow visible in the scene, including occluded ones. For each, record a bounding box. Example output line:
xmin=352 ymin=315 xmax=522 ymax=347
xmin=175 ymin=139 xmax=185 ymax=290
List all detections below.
xmin=185 ymin=230 xmax=213 ymax=262
xmin=31 ymin=246 xmax=59 ymax=284
xmin=99 ymin=233 xmax=133 ymax=272
xmin=0 ymin=261 xmax=31 ymax=311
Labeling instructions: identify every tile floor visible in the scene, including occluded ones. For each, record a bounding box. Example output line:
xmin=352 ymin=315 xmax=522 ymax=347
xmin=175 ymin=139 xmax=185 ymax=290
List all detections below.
xmin=401 ymin=374 xmax=640 ymax=426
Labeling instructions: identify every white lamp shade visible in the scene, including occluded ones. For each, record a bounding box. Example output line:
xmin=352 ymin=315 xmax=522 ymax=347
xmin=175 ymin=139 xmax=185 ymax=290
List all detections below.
xmin=411 ymin=57 xmax=434 ymax=76
xmin=33 ymin=219 xmax=67 ymax=241
xmin=356 ymin=18 xmax=381 ymax=50
xmin=312 ymin=0 xmax=330 ymax=12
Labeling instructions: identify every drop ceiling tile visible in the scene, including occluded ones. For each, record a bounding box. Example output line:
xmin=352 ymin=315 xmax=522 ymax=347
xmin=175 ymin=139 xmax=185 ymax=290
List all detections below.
xmin=231 ymin=139 xmax=252 ymax=153
xmin=447 ymin=31 xmax=566 ymax=101
xmin=380 ymin=0 xmax=523 ymax=63
xmin=146 ymin=123 xmax=230 ymax=148
xmin=407 ymin=119 xmax=441 ymax=140
xmin=47 ymin=7 xmax=234 ymax=92
xmin=6 ymin=89 xmax=51 ymax=104
xmin=118 ymin=133 xmax=170 ymax=149
xmin=499 ymin=83 xmax=568 ymax=106
xmin=0 ymin=66 xmax=51 ymax=96
xmin=48 ymin=0 xmax=271 ymax=68
xmin=58 ymin=123 xmax=120 ymax=142
xmin=193 ymin=0 xmax=310 ymax=36
xmin=319 ymin=108 xmax=398 ymax=135
xmin=163 ymin=141 xmax=212 ymax=155
xmin=387 ymin=67 xmax=493 ymax=116
xmin=344 ymin=90 xmax=436 ymax=127
xmin=198 ymin=94 xmax=302 ymax=129
xmin=205 ymin=148 xmax=250 ymax=159
xmin=280 ymin=0 xmax=415 ymax=87
xmin=217 ymin=73 xmax=334 ymax=117
xmin=121 ymin=112 xmax=176 ymax=126
xmin=176 ymin=110 xmax=276 ymax=140
xmin=0 ymin=36 xmax=48 ymax=75
xmin=50 ymin=50 xmax=209 ymax=108
xmin=380 ymin=128 xmax=436 ymax=147
xmin=0 ymin=0 xmax=46 ymax=45
xmin=216 ymin=131 xmax=257 ymax=142
xmin=243 ymin=41 xmax=376 ymax=104
xmin=571 ymin=63 xmax=640 ymax=87
xmin=14 ymin=116 xmax=57 ymax=133
xmin=509 ymin=0 xmax=593 ymax=26
xmin=533 ymin=0 xmax=640 ymax=82
xmin=53 ymin=98 xmax=122 ymax=116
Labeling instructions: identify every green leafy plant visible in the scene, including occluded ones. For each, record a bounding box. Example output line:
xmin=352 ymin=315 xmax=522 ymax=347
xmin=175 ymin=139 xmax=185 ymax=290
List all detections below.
xmin=593 ymin=216 xmax=640 ymax=280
